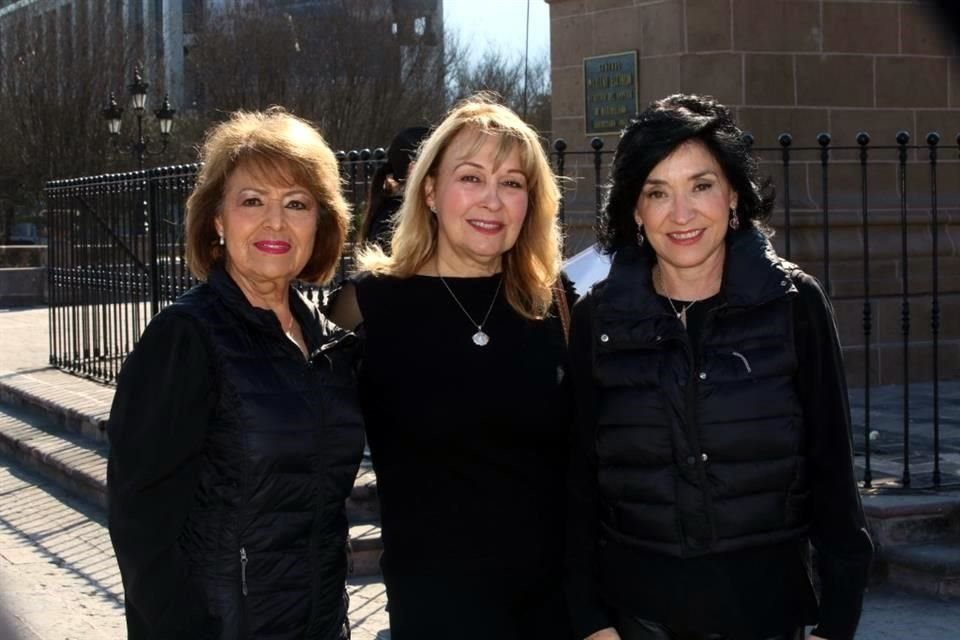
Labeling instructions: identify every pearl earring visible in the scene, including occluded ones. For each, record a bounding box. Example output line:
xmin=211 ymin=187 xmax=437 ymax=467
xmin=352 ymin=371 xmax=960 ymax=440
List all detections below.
xmin=218 ymin=232 xmax=225 ymax=246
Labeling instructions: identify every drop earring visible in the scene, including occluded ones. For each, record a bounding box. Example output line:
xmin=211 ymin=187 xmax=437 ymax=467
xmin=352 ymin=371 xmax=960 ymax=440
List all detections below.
xmin=636 ymin=225 xmax=645 ymax=247
xmin=728 ymin=207 xmax=740 ymax=231
xmin=218 ymin=232 xmax=225 ymax=246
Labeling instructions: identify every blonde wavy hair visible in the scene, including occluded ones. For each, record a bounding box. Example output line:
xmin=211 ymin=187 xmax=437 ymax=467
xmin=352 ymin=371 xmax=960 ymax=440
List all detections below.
xmin=185 ymin=108 xmax=350 ymax=284
xmin=357 ymin=95 xmax=562 ymax=320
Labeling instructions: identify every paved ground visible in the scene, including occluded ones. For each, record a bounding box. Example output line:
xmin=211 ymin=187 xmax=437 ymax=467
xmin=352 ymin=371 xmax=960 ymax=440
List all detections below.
xmin=0 ymin=307 xmax=50 ymax=373
xmin=2 ymin=452 xmax=959 ymax=639
xmin=851 ymin=378 xmax=960 ymax=490
xmin=0 ymin=456 xmax=390 ymax=640
xmin=2 ymin=305 xmax=959 ymax=639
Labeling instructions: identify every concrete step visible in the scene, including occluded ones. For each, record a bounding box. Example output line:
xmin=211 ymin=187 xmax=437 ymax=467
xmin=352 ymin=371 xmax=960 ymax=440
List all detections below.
xmin=0 ymin=383 xmax=383 ymax=576
xmin=350 ymin=523 xmax=383 ymax=577
xmin=863 ymin=494 xmax=960 ymax=548
xmin=0 ymin=400 xmax=108 ymax=509
xmin=863 ymin=493 xmax=960 ymax=596
xmin=0 ymin=367 xmax=112 ymax=443
xmin=348 ymin=464 xmax=381 ymax=523
xmin=884 ymin=540 xmax=960 ymax=599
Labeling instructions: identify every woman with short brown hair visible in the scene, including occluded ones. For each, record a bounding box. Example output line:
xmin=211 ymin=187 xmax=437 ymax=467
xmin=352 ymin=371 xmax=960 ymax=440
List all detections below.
xmin=108 ymin=108 xmax=364 ymax=640
xmin=185 ymin=107 xmax=350 ymax=282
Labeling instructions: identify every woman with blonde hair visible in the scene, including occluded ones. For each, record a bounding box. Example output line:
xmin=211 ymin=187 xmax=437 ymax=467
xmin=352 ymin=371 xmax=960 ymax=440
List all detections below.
xmin=108 ymin=108 xmax=365 ymax=640
xmin=329 ymin=95 xmax=574 ymax=639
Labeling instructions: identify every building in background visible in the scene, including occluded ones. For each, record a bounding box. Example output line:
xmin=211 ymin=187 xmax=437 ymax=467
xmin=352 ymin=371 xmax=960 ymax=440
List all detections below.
xmin=0 ymin=0 xmax=443 ymax=110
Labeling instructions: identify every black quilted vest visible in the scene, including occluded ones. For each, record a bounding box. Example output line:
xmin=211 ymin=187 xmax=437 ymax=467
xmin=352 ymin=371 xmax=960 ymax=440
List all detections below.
xmin=174 ymin=266 xmax=364 ymax=639
xmin=591 ymin=230 xmax=809 ymax=557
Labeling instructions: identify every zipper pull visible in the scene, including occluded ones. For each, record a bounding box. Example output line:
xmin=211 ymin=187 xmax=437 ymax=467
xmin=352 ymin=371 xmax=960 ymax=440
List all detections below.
xmin=240 ymin=547 xmax=248 ymax=596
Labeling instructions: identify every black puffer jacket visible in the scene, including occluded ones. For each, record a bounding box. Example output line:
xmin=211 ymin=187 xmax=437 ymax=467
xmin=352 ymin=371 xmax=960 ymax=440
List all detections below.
xmin=591 ymin=229 xmax=808 ymax=556
xmin=108 ymin=265 xmax=365 ymax=640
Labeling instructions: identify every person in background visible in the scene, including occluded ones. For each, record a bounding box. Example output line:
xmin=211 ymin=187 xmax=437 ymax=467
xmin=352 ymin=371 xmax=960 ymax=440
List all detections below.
xmin=107 ymin=108 xmax=365 ymax=640
xmin=329 ymin=94 xmax=574 ymax=639
xmin=566 ymin=94 xmax=873 ymax=640
xmin=356 ymin=125 xmax=430 ymax=251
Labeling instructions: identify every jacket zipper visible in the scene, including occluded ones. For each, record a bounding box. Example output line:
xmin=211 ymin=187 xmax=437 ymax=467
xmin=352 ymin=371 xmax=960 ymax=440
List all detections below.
xmin=687 ymin=304 xmax=726 ymax=547
xmin=240 ymin=547 xmax=249 ymax=596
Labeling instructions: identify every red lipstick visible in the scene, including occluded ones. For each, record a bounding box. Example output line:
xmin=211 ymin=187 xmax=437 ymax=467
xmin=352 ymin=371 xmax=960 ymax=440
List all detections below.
xmin=254 ymin=241 xmax=291 ymax=254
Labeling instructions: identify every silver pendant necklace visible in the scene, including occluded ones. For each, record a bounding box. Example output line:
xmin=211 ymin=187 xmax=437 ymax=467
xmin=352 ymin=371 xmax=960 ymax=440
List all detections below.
xmin=665 ymin=296 xmax=697 ymax=328
xmin=438 ymin=273 xmax=503 ymax=346
xmin=654 ymin=265 xmax=698 ymax=329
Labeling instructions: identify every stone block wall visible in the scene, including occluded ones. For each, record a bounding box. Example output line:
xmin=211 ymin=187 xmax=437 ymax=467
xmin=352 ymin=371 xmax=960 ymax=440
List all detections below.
xmin=547 ymin=0 xmax=960 ymax=384
xmin=549 ymin=0 xmax=959 ymax=147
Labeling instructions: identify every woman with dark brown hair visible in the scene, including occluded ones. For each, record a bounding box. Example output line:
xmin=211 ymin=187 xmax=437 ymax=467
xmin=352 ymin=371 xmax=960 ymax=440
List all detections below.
xmin=567 ymin=95 xmax=872 ymax=640
xmin=107 ymin=109 xmax=364 ymax=640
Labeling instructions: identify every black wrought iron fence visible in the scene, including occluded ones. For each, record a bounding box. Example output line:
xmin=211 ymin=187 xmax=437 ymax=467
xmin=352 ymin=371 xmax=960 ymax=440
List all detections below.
xmin=552 ymin=132 xmax=960 ymax=492
xmin=46 ymin=151 xmax=386 ymax=383
xmin=46 ymin=132 xmax=959 ymax=490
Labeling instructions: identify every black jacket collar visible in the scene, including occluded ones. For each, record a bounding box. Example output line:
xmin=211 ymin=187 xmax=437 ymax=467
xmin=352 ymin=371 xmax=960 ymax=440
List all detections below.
xmin=206 ymin=263 xmax=328 ymax=355
xmin=599 ymin=227 xmax=797 ymax=319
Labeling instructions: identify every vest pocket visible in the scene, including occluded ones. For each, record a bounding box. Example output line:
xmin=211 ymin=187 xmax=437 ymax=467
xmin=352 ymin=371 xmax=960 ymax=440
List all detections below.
xmin=730 ymin=350 xmax=752 ymax=374
xmin=706 ymin=350 xmax=756 ymax=383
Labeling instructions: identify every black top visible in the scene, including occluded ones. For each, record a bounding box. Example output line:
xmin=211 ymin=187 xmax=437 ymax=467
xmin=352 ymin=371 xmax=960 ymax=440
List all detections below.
xmin=567 ymin=277 xmax=873 ymax=640
xmin=354 ymin=272 xmax=571 ymax=597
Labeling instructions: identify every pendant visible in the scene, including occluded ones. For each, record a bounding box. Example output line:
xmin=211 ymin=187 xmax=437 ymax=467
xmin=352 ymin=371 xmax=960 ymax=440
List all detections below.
xmin=677 ymin=308 xmax=688 ymax=328
xmin=472 ymin=330 xmax=490 ymax=346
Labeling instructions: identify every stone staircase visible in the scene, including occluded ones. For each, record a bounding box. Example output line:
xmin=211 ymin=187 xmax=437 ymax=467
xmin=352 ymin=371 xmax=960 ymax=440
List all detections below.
xmin=0 ymin=366 xmax=383 ymax=577
xmin=863 ymin=494 xmax=960 ymax=599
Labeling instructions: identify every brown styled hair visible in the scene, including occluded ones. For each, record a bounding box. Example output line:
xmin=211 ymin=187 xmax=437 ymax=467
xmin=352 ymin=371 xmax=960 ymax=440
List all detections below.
xmin=185 ymin=108 xmax=350 ymax=284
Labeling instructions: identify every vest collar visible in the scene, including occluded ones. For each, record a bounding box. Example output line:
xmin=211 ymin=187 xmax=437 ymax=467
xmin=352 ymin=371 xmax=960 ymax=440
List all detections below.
xmin=207 ymin=263 xmax=324 ymax=352
xmin=721 ymin=227 xmax=798 ymax=308
xmin=603 ymin=226 xmax=797 ymax=316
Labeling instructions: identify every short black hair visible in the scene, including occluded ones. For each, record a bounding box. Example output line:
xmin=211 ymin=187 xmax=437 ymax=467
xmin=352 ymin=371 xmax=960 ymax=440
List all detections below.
xmin=598 ymin=94 xmax=774 ymax=255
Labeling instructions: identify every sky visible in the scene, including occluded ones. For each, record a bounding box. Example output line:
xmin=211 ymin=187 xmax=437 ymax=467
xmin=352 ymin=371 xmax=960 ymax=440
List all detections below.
xmin=443 ymin=0 xmax=551 ymax=64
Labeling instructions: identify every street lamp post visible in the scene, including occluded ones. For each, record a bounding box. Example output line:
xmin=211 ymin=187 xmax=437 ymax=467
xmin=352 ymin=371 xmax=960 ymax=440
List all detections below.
xmin=101 ymin=67 xmax=176 ymax=318
xmin=101 ymin=67 xmax=176 ymax=170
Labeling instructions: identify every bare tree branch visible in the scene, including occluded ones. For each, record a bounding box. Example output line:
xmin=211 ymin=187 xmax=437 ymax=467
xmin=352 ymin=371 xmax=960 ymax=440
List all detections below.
xmin=185 ymin=1 xmax=450 ymax=150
